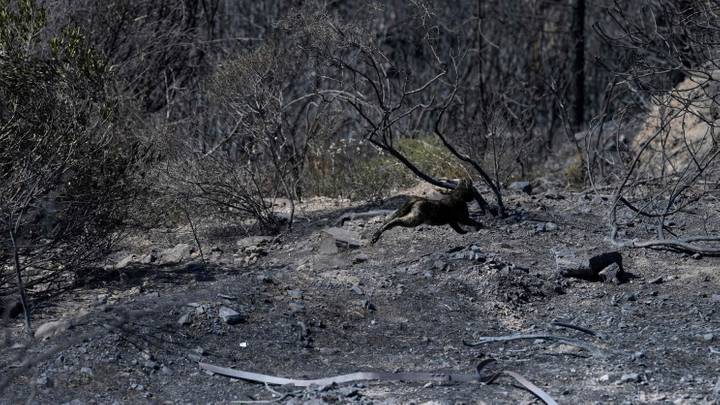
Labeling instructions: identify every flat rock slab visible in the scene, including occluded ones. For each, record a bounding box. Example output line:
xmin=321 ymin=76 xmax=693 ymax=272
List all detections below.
xmin=157 ymin=243 xmax=193 ymax=265
xmin=218 ymin=306 xmax=244 ymax=325
xmin=236 ymin=236 xmax=275 ymax=249
xmin=508 ymin=181 xmax=532 ymax=194
xmin=321 ymin=227 xmax=363 ymax=249
xmin=554 ymin=248 xmax=625 ymax=283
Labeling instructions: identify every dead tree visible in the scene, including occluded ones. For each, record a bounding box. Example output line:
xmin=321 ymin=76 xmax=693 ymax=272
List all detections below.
xmin=299 ymin=7 xmax=508 ymax=216
xmin=589 ymin=1 xmax=720 ymax=255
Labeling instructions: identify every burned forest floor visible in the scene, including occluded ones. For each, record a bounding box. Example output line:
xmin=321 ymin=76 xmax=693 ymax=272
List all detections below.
xmin=2 ymin=182 xmax=720 ymax=404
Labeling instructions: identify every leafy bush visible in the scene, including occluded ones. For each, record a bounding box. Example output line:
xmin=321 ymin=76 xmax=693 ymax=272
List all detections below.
xmin=305 ymin=135 xmax=468 ymax=199
xmin=0 ymin=0 xmax=144 ymax=299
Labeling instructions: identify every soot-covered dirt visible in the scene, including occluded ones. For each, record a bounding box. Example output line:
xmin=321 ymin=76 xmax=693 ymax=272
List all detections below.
xmin=2 ymin=188 xmax=720 ymax=404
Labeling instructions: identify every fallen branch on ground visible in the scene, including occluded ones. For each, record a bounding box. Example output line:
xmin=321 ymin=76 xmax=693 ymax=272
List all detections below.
xmin=335 ymin=209 xmax=394 ymax=226
xmin=198 ymin=360 xmax=558 ymax=405
xmin=551 ymin=321 xmax=602 ymax=339
xmin=463 ymin=333 xmax=608 ymax=357
xmin=610 ymin=234 xmax=720 ymax=255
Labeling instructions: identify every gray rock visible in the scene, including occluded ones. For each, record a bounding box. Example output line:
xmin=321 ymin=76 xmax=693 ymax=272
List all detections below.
xmin=288 ymin=302 xmax=306 ymax=314
xmin=554 ymin=249 xmax=624 ymax=282
xmin=244 ymin=245 xmax=267 ymax=256
xmin=318 ymin=236 xmax=339 ymax=255
xmin=80 ymin=367 xmax=93 ymax=377
xmin=144 ymin=360 xmax=159 ymax=370
xmin=114 ymin=254 xmax=137 ymax=269
xmin=351 ymin=285 xmax=364 ymax=295
xmin=0 ymin=298 xmax=23 ymax=319
xmin=432 ymin=260 xmax=447 ymax=271
xmin=35 ymin=375 xmax=54 ymax=387
xmin=508 ymin=181 xmax=532 ymax=194
xmin=619 ymin=373 xmax=640 ymax=384
xmin=287 ymin=289 xmax=304 ymax=299
xmin=599 ymin=263 xmax=625 ymax=284
xmin=35 ymin=320 xmax=71 ymax=340
xmin=536 ymin=222 xmax=558 ymax=232
xmin=648 ymin=276 xmax=664 ymax=284
xmin=192 ymin=304 xmax=206 ymax=315
xmin=218 ymin=306 xmax=244 ymax=325
xmin=139 ymin=252 xmax=156 ymax=264
xmin=157 ymin=244 xmax=192 ymax=265
xmin=362 ymin=300 xmax=376 ymax=311
xmin=321 ymin=227 xmax=362 ymax=248
xmin=236 ymin=236 xmax=274 ymax=250
xmin=177 ymin=311 xmax=192 ymax=326
xmin=449 ymin=247 xmax=486 ymax=262
xmin=598 ymin=374 xmax=614 ymax=383
xmin=624 ymin=292 xmax=638 ymax=302
xmin=352 ymin=253 xmax=369 ymax=264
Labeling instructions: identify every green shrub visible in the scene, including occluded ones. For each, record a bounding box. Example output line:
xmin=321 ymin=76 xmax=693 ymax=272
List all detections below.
xmin=564 ymin=153 xmax=587 ymax=190
xmin=304 ymin=135 xmax=467 ymax=199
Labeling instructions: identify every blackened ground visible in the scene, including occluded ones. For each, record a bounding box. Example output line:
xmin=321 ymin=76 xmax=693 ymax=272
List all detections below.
xmin=2 ymin=188 xmax=720 ymax=404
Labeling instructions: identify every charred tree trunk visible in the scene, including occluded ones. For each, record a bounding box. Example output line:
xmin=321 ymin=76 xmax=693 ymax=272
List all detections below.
xmin=572 ymin=0 xmax=586 ymax=129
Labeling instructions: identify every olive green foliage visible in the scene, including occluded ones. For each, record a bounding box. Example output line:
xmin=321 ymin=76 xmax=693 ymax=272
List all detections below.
xmin=0 ymin=0 xmax=141 ymax=293
xmin=305 ymin=135 xmax=467 ymax=199
xmin=0 ymin=0 xmax=46 ymax=57
xmin=564 ymin=153 xmax=587 ymax=190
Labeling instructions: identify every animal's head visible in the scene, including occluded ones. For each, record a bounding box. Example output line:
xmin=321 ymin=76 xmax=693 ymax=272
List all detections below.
xmin=453 ymin=179 xmax=475 ymax=202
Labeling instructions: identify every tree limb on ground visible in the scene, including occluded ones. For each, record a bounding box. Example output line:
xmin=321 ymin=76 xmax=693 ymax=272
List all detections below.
xmin=463 ymin=333 xmax=608 ymax=357
xmin=198 ymin=360 xmax=558 ymax=405
xmin=610 ymin=231 xmax=720 ymax=255
xmin=334 ymin=209 xmax=394 ymax=226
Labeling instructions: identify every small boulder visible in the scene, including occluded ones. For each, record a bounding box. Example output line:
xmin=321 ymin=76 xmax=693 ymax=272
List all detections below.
xmin=619 ymin=373 xmax=640 ymax=384
xmin=598 ymin=262 xmax=626 ymax=284
xmin=35 ymin=320 xmax=71 ymax=340
xmin=114 ymin=254 xmax=138 ymax=269
xmin=554 ymin=249 xmax=624 ymax=282
xmin=648 ymin=276 xmax=664 ymax=285
xmin=236 ymin=236 xmax=274 ymax=250
xmin=321 ymin=227 xmax=362 ymax=249
xmin=287 ymin=289 xmax=304 ymax=299
xmin=0 ymin=298 xmax=23 ymax=319
xmin=218 ymin=306 xmax=244 ymax=325
xmin=536 ymin=222 xmax=558 ymax=232
xmin=508 ymin=181 xmax=532 ymax=194
xmin=157 ymin=244 xmax=192 ymax=266
xmin=288 ymin=302 xmax=306 ymax=314
xmin=352 ymin=253 xmax=369 ymax=264
xmin=177 ymin=311 xmax=192 ymax=326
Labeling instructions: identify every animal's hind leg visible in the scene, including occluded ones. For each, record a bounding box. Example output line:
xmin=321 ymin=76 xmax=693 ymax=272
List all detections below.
xmin=371 ymin=209 xmax=424 ymax=244
xmin=386 ymin=200 xmax=416 ymax=221
xmin=370 ymin=219 xmax=401 ymax=244
xmin=460 ymin=216 xmax=483 ymax=231
xmin=449 ymin=222 xmax=468 ymax=234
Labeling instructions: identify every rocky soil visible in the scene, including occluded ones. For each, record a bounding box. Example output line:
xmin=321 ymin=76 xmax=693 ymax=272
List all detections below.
xmin=2 ymin=184 xmax=720 ymax=404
